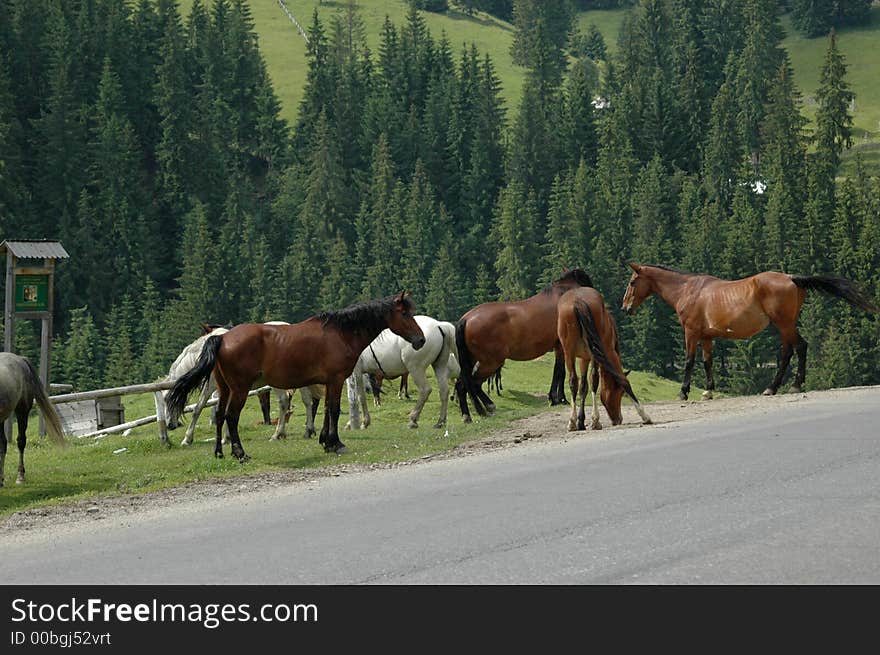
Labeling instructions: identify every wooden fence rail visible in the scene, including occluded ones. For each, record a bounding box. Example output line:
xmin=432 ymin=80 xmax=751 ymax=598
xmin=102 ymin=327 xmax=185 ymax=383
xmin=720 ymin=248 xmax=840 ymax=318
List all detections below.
xmin=50 ymin=382 xmax=271 ymax=445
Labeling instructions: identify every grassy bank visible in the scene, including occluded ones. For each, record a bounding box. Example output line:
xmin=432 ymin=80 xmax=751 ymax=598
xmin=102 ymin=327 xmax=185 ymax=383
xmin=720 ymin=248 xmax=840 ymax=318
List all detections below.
xmin=0 ymin=354 xmax=686 ymax=519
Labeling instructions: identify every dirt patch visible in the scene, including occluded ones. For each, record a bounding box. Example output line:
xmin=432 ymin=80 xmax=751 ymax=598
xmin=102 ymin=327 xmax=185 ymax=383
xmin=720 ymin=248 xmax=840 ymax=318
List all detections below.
xmin=1 ymin=386 xmax=872 ymax=534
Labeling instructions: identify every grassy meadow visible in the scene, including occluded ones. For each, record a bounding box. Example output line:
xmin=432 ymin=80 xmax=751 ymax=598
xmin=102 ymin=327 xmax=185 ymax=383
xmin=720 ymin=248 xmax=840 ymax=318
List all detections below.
xmin=0 ymin=353 xmax=688 ymax=519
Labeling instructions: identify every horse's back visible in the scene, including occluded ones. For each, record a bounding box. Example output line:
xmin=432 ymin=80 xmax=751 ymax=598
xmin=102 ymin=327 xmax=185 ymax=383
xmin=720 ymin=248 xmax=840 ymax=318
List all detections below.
xmin=695 ymin=272 xmax=800 ymax=338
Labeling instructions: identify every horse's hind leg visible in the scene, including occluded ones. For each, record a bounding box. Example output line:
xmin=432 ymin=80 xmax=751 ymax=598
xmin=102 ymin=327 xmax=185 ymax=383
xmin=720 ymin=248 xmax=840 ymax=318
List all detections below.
xmin=15 ymin=404 xmax=28 ymax=484
xmin=790 ymin=334 xmax=808 ymax=393
xmin=565 ymin=352 xmax=579 ymax=431
xmin=764 ymin=328 xmax=797 ymax=396
xmin=455 ymin=378 xmax=472 ymax=423
xmin=0 ymin=419 xmax=6 ymax=487
xmin=701 ymin=340 xmax=716 ymax=400
xmin=576 ymin=358 xmax=589 ymax=431
xmin=214 ymin=377 xmax=230 ymax=458
xmin=589 ymin=361 xmax=602 ymax=430
xmin=257 ymin=388 xmax=272 ymax=425
xmin=225 ymin=390 xmax=250 ymax=462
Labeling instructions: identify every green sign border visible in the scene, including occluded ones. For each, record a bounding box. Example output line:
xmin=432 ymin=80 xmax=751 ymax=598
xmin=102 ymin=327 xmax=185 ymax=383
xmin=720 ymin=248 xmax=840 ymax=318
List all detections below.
xmin=15 ymin=274 xmax=50 ymax=313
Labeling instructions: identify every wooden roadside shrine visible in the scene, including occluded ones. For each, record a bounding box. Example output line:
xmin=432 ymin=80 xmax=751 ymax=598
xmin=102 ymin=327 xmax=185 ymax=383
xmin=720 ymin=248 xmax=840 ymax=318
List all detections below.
xmin=2 ymin=239 xmax=68 ymax=436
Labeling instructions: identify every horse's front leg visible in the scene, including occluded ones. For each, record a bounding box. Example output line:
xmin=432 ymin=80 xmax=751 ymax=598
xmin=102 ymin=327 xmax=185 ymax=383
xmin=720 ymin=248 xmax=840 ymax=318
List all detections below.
xmin=549 ymin=346 xmax=568 ymax=405
xmin=323 ymin=381 xmax=347 ymax=454
xmin=678 ymin=332 xmax=700 ymax=401
xmin=701 ymin=339 xmax=716 ymax=400
xmin=406 ymin=367 xmax=432 ymax=429
xmin=344 ymin=375 xmax=360 ymax=430
xmin=15 ymin=407 xmax=27 ymax=484
xmin=269 ymin=388 xmax=291 ymax=440
xmin=360 ymin=375 xmax=371 ymax=428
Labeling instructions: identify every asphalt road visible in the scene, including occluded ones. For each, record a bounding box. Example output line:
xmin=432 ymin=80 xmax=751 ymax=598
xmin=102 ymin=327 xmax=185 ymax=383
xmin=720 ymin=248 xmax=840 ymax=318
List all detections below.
xmin=2 ymin=387 xmax=879 ymax=584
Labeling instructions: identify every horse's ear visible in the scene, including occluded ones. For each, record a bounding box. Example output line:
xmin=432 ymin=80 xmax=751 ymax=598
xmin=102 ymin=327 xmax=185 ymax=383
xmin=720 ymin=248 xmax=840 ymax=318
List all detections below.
xmin=628 ymin=262 xmax=641 ymax=273
xmin=395 ymin=290 xmax=407 ymax=304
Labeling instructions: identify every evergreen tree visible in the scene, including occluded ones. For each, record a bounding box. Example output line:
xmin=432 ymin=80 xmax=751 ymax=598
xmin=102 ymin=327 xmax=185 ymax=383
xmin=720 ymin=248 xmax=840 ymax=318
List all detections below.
xmin=138 ymin=277 xmax=168 ymax=381
xmin=493 ymin=182 xmax=542 ymax=300
xmin=61 ymin=307 xmax=101 ymax=392
xmin=511 ymin=0 xmax=574 ymax=93
xmin=760 ymin=60 xmax=807 ymax=272
xmin=102 ymin=297 xmax=137 ymax=387
xmin=561 ymin=58 xmax=599 ymax=170
xmin=424 ymin=235 xmax=466 ymax=321
xmin=814 ymin=29 xmax=854 ymax=170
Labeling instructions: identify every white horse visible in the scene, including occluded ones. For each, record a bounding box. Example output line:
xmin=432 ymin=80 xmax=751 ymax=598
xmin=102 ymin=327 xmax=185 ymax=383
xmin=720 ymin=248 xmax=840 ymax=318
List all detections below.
xmin=161 ymin=323 xmax=323 ymax=445
xmin=345 ymin=315 xmax=460 ymax=430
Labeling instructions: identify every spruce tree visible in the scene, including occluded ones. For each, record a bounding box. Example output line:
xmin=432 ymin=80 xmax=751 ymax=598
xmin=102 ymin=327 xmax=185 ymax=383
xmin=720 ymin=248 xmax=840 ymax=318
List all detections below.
xmin=102 ymin=297 xmax=137 ymax=387
xmin=493 ymin=181 xmax=542 ymax=300
xmin=61 ymin=307 xmax=101 ymax=392
xmin=814 ymin=29 xmax=854 ymax=171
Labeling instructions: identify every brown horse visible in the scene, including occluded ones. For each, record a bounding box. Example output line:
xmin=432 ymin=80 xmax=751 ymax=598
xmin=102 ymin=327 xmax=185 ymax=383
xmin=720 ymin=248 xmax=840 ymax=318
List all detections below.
xmin=454 ymin=268 xmax=594 ymax=422
xmin=621 ymin=264 xmax=879 ymax=400
xmin=166 ymin=293 xmax=425 ymax=460
xmin=558 ymin=287 xmax=652 ymax=431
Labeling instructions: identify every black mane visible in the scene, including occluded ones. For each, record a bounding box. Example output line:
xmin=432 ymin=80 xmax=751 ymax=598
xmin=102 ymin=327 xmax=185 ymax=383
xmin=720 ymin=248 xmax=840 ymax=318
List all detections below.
xmin=316 ymin=295 xmax=414 ymax=335
xmin=542 ymin=268 xmax=593 ymax=294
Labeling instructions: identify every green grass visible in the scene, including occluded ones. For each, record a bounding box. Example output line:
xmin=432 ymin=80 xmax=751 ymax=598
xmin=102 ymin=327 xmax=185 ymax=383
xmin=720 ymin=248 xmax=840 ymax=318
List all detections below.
xmin=0 ymin=354 xmax=686 ymax=519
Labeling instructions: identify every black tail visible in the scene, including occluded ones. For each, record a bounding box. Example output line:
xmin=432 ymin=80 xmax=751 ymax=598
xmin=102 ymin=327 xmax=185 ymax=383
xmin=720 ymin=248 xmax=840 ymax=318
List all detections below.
xmin=22 ymin=358 xmax=66 ymax=445
xmin=791 ymin=275 xmax=879 ymax=313
xmin=166 ymin=335 xmax=223 ymax=423
xmin=573 ymin=301 xmax=640 ymax=405
xmin=454 ymin=319 xmax=490 ymax=417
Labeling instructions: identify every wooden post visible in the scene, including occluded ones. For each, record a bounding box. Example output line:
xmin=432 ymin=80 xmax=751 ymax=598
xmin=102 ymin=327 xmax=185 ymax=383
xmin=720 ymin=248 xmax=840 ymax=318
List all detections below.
xmin=4 ymin=252 xmax=14 ymax=438
xmin=154 ymin=390 xmax=169 ymax=446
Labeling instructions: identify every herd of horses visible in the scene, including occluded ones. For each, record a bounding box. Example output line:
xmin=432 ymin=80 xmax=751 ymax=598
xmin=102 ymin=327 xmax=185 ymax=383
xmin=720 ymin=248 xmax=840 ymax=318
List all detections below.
xmin=1 ymin=263 xmax=877 ymax=483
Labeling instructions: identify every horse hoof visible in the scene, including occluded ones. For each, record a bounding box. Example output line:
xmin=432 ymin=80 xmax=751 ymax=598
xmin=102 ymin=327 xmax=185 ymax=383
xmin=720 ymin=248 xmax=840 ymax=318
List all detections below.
xmin=576 ymin=422 xmax=586 ymax=431
xmin=180 ymin=439 xmax=191 ymax=447
xmin=432 ymin=421 xmax=445 ymax=429
xmin=462 ymin=414 xmax=472 ymax=424
xmin=789 ymin=385 xmax=802 ymax=394
xmin=677 ymin=392 xmax=688 ymax=401
xmin=762 ymin=388 xmax=776 ymax=396
xmin=701 ymin=390 xmax=713 ymax=400
xmin=16 ymin=476 xmax=24 ymax=485
xmin=567 ymin=422 xmax=577 ymax=432
xmin=408 ymin=421 xmax=418 ymax=429
xmin=486 ymin=404 xmax=496 ymax=416
xmin=215 ymin=452 xmax=224 ymax=459
xmin=591 ymin=421 xmax=602 ymax=430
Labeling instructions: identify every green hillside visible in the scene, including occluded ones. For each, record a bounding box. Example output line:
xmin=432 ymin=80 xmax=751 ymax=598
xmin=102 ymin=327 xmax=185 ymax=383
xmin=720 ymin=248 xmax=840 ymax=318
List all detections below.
xmin=185 ymin=2 xmax=879 ymax=171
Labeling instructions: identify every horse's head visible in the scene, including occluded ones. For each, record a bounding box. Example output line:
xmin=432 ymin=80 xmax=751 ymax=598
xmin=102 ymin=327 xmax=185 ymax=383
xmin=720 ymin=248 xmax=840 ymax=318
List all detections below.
xmin=600 ymin=368 xmax=627 ymax=425
xmin=387 ymin=291 xmax=425 ymax=350
xmin=622 ymin=263 xmax=653 ymax=315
